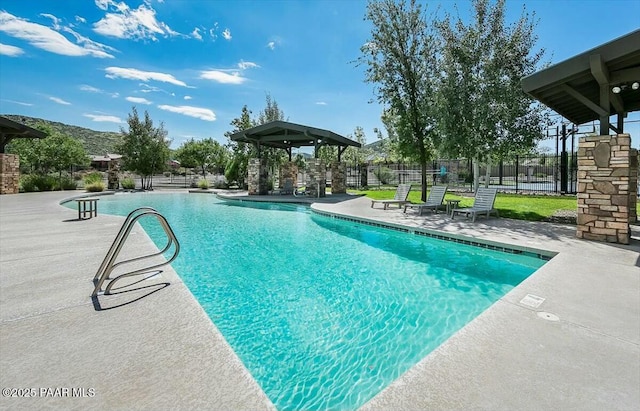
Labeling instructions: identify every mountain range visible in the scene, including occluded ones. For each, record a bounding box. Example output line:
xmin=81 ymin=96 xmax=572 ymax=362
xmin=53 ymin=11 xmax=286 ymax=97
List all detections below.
xmin=3 ymin=115 xmax=122 ymax=155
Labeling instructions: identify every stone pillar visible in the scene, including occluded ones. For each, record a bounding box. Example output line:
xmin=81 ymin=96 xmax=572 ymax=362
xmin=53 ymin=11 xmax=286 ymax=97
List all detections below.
xmin=279 ymin=161 xmax=298 ymax=188
xmin=305 ymin=158 xmax=326 ymax=197
xmin=629 ymin=149 xmax=638 ymax=223
xmin=331 ymin=161 xmax=346 ymax=194
xmin=248 ymin=157 xmax=268 ymax=195
xmin=107 ymin=159 xmax=120 ymax=190
xmin=576 ymin=134 xmax=632 ymax=244
xmin=0 ymin=153 xmax=20 ymax=194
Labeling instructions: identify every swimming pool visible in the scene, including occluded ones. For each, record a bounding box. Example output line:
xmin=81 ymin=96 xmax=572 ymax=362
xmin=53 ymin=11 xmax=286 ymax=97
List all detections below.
xmin=87 ymin=193 xmax=545 ymax=410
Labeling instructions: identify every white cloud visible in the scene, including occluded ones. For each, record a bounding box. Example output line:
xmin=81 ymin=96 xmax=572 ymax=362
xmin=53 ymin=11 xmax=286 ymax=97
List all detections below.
xmin=75 ymin=15 xmax=86 ymax=24
xmin=199 ymin=70 xmax=246 ymax=85
xmin=1 ymin=99 xmax=33 ymax=106
xmin=79 ymin=84 xmax=119 ymax=98
xmin=105 ymin=67 xmax=188 ymax=87
xmin=0 ymin=43 xmax=24 ymax=56
xmin=315 ymin=101 xmax=327 ymax=106
xmin=40 ymin=13 xmax=61 ymax=30
xmin=222 ymin=28 xmax=231 ymax=40
xmin=83 ymin=113 xmax=123 ymax=123
xmin=79 ymin=84 xmax=102 ymax=93
xmin=238 ymin=60 xmax=259 ymax=70
xmin=49 ymin=96 xmax=71 ymax=105
xmin=0 ymin=11 xmax=114 ymax=58
xmin=126 ymin=96 xmax=152 ymax=104
xmin=267 ymin=41 xmax=275 ymax=50
xmin=95 ymin=0 xmax=110 ymax=11
xmin=184 ymin=95 xmax=192 ymax=100
xmin=191 ymin=27 xmax=202 ymax=40
xmin=158 ymin=105 xmax=216 ymax=121
xmin=93 ymin=0 xmax=180 ymax=41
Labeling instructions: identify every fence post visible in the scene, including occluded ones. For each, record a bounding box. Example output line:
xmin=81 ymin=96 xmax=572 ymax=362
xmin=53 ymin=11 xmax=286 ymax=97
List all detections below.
xmin=515 ymin=155 xmax=519 ymax=193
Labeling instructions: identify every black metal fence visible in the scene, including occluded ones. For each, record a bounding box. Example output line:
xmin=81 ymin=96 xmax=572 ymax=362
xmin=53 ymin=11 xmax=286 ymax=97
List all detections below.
xmin=342 ymin=153 xmax=578 ymax=194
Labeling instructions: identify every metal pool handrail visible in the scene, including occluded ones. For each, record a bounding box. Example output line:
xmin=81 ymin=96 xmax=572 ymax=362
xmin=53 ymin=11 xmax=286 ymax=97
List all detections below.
xmin=92 ymin=207 xmax=180 ymax=297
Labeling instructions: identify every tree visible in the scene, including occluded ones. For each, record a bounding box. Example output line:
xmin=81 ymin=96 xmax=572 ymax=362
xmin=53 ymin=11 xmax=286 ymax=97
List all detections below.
xmin=7 ymin=123 xmax=89 ymax=188
xmin=224 ymin=94 xmax=289 ymax=187
xmin=256 ymin=93 xmax=287 ymax=168
xmin=357 ymin=0 xmax=441 ymax=201
xmin=117 ymin=107 xmax=170 ymax=190
xmin=224 ymin=105 xmax=254 ymax=188
xmin=437 ymin=0 xmax=548 ymax=191
xmin=342 ymin=126 xmax=371 ymax=165
xmin=175 ymin=138 xmax=227 ymax=177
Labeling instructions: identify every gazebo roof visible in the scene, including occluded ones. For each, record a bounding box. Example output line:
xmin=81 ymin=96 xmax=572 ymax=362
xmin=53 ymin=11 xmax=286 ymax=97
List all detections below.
xmin=0 ymin=116 xmax=48 ymax=153
xmin=230 ymin=120 xmax=361 ymax=152
xmin=521 ymin=29 xmax=640 ymax=134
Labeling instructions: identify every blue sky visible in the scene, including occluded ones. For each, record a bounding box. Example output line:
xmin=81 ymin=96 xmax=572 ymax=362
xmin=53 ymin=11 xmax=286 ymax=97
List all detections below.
xmin=0 ymin=0 xmax=639 ymax=152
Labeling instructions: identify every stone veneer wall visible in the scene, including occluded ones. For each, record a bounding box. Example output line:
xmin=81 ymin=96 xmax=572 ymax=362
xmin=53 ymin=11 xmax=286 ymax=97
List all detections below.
xmin=279 ymin=161 xmax=298 ymax=188
xmin=576 ymin=134 xmax=633 ymax=244
xmin=305 ymin=158 xmax=326 ymax=197
xmin=107 ymin=160 xmax=120 ymax=190
xmin=628 ymin=149 xmax=638 ymax=223
xmin=330 ymin=161 xmax=346 ymax=194
xmin=0 ymin=153 xmax=20 ymax=195
xmin=247 ymin=157 xmax=268 ymax=195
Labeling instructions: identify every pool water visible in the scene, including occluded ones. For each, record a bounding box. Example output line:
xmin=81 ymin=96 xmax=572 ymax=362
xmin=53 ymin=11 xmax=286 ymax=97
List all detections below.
xmin=88 ymin=193 xmax=545 ymax=410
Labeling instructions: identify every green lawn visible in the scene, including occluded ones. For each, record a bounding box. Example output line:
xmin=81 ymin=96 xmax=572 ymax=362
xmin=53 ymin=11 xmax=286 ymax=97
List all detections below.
xmin=350 ymin=188 xmax=640 ymax=222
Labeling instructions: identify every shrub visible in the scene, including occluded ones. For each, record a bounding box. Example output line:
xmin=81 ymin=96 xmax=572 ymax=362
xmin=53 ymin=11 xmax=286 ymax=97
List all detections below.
xmin=19 ymin=174 xmax=57 ymax=192
xmin=85 ymin=182 xmax=105 ymax=192
xmin=373 ymin=167 xmax=395 ymax=185
xmin=121 ymin=177 xmax=136 ymax=190
xmin=19 ymin=175 xmax=39 ymax=192
xmin=197 ymin=179 xmax=210 ymax=189
xmin=84 ymin=172 xmax=103 ymax=184
xmin=54 ymin=176 xmax=77 ymax=191
xmin=213 ymin=180 xmax=228 ymax=189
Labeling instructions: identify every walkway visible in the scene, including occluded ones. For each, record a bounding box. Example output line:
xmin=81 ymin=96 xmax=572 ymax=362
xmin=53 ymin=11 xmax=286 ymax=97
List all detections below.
xmin=0 ymin=191 xmax=638 ymax=410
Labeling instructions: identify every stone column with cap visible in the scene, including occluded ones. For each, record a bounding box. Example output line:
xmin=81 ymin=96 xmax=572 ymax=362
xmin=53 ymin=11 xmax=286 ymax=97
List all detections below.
xmin=576 ymin=134 xmax=633 ymax=244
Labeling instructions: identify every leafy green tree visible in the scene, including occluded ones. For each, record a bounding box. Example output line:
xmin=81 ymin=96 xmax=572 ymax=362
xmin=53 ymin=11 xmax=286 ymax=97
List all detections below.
xmin=225 ymin=94 xmax=289 ymax=187
xmin=175 ymin=138 xmax=228 ymax=177
xmin=256 ymin=93 xmax=287 ymax=168
xmin=7 ymin=123 xmax=89 ymax=189
xmin=224 ymin=105 xmax=254 ymax=188
xmin=436 ymin=0 xmax=547 ymax=191
xmin=342 ymin=126 xmax=371 ymax=166
xmin=117 ymin=107 xmax=170 ymax=190
xmin=357 ymin=0 xmax=440 ymax=201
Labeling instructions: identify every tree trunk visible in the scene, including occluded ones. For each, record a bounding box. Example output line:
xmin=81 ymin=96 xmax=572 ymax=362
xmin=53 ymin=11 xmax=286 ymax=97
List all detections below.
xmin=484 ymin=159 xmax=491 ymax=188
xmin=472 ymin=156 xmax=480 ymax=193
xmin=420 ymin=162 xmax=427 ymax=202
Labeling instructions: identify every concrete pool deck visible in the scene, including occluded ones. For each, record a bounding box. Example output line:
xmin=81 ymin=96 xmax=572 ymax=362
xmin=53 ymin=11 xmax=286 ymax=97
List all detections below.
xmin=0 ymin=190 xmax=638 ymax=410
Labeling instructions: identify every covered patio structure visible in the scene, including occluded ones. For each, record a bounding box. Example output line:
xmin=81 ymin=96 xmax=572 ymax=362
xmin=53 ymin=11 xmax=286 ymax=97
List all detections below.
xmin=0 ymin=116 xmax=47 ymax=194
xmin=521 ymin=29 xmax=640 ymax=244
xmin=230 ymin=120 xmax=361 ymax=197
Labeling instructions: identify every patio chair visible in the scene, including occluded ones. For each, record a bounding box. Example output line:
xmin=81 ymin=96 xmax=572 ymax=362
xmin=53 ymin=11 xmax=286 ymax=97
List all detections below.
xmin=371 ymin=184 xmax=412 ymax=210
xmin=403 ymin=185 xmax=448 ymax=215
xmin=451 ymin=187 xmax=499 ymax=222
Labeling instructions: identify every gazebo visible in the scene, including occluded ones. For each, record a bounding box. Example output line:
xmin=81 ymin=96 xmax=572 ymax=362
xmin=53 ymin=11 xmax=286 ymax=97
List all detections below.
xmin=230 ymin=121 xmax=361 ymax=197
xmin=521 ymin=29 xmax=640 ymax=244
xmin=0 ymin=116 xmax=47 ymax=194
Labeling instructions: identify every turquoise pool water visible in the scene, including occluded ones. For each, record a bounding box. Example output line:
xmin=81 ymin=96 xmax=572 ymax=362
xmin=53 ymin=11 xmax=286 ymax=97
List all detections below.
xmin=87 ymin=193 xmax=545 ymax=410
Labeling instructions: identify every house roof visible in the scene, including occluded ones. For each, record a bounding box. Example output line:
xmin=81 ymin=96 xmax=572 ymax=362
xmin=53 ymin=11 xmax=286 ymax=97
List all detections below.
xmin=0 ymin=116 xmax=48 ymax=153
xmin=521 ymin=29 xmax=640 ymax=132
xmin=230 ymin=121 xmax=361 ymax=159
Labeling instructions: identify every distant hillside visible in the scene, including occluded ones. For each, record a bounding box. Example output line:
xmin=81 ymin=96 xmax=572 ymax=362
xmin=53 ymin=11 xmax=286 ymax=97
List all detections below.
xmin=3 ymin=115 xmax=122 ymax=155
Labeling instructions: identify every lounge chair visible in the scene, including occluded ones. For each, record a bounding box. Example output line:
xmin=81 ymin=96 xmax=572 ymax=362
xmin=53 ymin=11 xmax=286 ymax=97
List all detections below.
xmin=451 ymin=187 xmax=499 ymax=222
xmin=403 ymin=185 xmax=447 ymax=215
xmin=371 ymin=184 xmax=412 ymax=210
